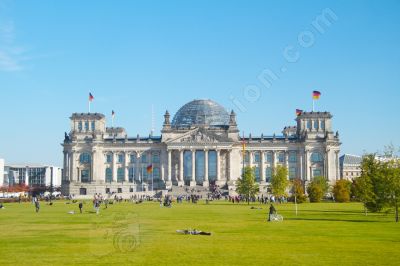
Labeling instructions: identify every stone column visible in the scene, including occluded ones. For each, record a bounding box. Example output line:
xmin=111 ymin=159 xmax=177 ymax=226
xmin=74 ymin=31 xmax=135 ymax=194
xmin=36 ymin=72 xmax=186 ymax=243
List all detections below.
xmin=112 ymin=152 xmax=117 ymax=182
xmin=299 ymin=151 xmax=303 ymax=181
xmin=336 ymin=151 xmax=340 ymax=181
xmin=216 ymin=150 xmax=221 ymax=182
xmin=63 ymin=152 xmax=68 ymax=181
xmin=249 ymin=151 xmax=253 ymax=168
xmin=272 ymin=151 xmax=276 ymax=170
xmin=305 ymin=150 xmax=310 ymax=181
xmin=190 ymin=150 xmax=196 ymax=186
xmin=261 ymin=151 xmax=266 ymax=182
xmin=204 ymin=149 xmax=209 ymax=187
xmin=70 ymin=152 xmax=76 ymax=182
xmin=285 ymin=151 xmax=289 ymax=180
xmin=167 ymin=150 xmax=172 ymax=182
xmin=124 ymin=152 xmax=129 ymax=182
xmin=179 ymin=150 xmax=184 ymax=186
xmin=228 ymin=150 xmax=233 ymax=182
xmin=135 ymin=152 xmax=140 ymax=184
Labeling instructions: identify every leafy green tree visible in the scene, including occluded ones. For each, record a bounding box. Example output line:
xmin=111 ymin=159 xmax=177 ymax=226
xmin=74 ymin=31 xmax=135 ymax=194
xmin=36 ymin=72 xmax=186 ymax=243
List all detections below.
xmin=380 ymin=160 xmax=400 ymax=222
xmin=290 ymin=178 xmax=307 ymax=203
xmin=236 ymin=166 xmax=259 ymax=205
xmin=353 ymin=155 xmax=376 ymax=215
xmin=270 ymin=165 xmax=289 ymax=198
xmin=307 ymin=176 xmax=329 ymax=203
xmin=333 ymin=180 xmax=352 ymax=203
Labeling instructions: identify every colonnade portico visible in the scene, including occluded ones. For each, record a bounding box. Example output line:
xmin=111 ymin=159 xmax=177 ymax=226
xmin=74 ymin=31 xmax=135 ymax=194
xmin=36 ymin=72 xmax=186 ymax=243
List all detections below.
xmin=166 ymin=147 xmax=227 ymax=187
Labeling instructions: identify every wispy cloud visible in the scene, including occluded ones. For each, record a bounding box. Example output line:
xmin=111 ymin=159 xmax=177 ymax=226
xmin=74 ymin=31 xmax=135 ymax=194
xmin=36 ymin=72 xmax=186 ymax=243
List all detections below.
xmin=0 ymin=19 xmax=29 ymax=72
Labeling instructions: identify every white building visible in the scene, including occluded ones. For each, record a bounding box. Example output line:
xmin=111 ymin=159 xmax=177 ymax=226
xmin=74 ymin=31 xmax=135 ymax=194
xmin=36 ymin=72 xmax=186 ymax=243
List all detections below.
xmin=62 ymin=99 xmax=341 ymax=196
xmin=3 ymin=164 xmax=62 ymax=187
xmin=339 ymin=154 xmax=362 ymax=180
xmin=0 ymin=159 xmax=4 ymax=187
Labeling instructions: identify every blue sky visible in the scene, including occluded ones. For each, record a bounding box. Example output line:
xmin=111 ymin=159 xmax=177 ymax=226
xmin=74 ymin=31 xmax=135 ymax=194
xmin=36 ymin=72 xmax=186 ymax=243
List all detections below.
xmin=0 ymin=0 xmax=399 ymax=166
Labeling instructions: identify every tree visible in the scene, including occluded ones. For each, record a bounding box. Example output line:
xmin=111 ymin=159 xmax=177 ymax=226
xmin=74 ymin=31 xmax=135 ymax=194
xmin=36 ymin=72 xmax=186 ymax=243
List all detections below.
xmin=353 ymin=155 xmax=375 ymax=215
xmin=236 ymin=166 xmax=259 ymax=205
xmin=380 ymin=160 xmax=400 ymax=222
xmin=307 ymin=176 xmax=329 ymax=203
xmin=333 ymin=179 xmax=352 ymax=203
xmin=291 ymin=178 xmax=307 ymax=203
xmin=270 ymin=165 xmax=289 ymax=198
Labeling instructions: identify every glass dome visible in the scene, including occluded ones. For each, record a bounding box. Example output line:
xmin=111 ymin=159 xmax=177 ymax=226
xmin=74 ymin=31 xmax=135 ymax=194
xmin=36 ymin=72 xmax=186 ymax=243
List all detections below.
xmin=172 ymin=99 xmax=230 ymax=128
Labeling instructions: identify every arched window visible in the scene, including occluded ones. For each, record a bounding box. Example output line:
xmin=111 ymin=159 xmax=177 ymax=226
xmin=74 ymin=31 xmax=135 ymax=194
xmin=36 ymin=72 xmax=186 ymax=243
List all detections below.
xmin=118 ymin=154 xmax=124 ymax=164
xmin=105 ymin=154 xmax=112 ymax=163
xmin=311 ymin=152 xmax=324 ymax=163
xmin=254 ymin=152 xmax=260 ymax=163
xmin=278 ymin=152 xmax=285 ymax=163
xmin=105 ymin=168 xmax=112 ymax=183
xmin=79 ymin=153 xmax=91 ymax=164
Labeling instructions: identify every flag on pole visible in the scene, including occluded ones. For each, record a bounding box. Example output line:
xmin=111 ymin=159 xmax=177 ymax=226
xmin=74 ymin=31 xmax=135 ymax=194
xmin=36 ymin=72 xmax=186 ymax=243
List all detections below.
xmin=112 ymin=110 xmax=115 ymax=118
xmin=89 ymin=93 xmax=94 ymax=102
xmin=296 ymin=109 xmax=303 ymax=116
xmin=312 ymin=91 xmax=321 ymax=100
xmin=146 ymin=164 xmax=153 ymax=174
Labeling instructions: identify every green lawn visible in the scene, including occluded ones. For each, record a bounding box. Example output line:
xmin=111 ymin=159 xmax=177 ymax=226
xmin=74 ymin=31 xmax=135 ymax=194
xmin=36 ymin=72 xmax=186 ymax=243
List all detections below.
xmin=0 ymin=200 xmax=399 ymax=266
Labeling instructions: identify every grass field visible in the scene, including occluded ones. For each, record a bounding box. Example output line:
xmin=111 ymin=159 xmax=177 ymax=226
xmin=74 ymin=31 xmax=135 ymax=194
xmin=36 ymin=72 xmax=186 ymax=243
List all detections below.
xmin=0 ymin=200 xmax=399 ymax=266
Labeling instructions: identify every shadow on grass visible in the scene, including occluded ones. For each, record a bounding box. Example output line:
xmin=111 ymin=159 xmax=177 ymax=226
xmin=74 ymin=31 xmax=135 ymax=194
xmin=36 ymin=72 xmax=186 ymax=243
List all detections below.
xmin=286 ymin=217 xmax=389 ymax=223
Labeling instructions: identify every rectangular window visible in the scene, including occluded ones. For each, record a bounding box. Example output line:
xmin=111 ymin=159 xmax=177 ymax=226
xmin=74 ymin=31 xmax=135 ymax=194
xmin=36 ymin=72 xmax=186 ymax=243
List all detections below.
xmin=244 ymin=152 xmax=250 ymax=163
xmin=307 ymin=120 xmax=312 ymax=130
xmin=78 ymin=121 xmax=83 ymax=131
xmin=130 ymin=154 xmax=136 ymax=163
xmin=117 ymin=188 xmax=122 ymax=193
xmin=254 ymin=152 xmax=260 ymax=163
xmin=321 ymin=120 xmax=325 ymax=130
xmin=312 ymin=168 xmax=322 ymax=178
xmin=129 ymin=167 xmax=135 ymax=182
xmin=314 ymin=120 xmax=319 ymax=130
xmin=117 ymin=168 xmax=124 ymax=182
xmin=153 ymin=167 xmax=160 ymax=180
xmin=266 ymin=167 xmax=272 ymax=182
xmin=183 ymin=151 xmax=192 ymax=178
xmin=289 ymin=167 xmax=296 ymax=180
xmin=255 ymin=167 xmax=260 ymax=182
xmin=152 ymin=153 xmax=160 ymax=163
xmin=141 ymin=154 xmax=147 ymax=164
xmin=91 ymin=121 xmax=95 ymax=131
xmin=266 ymin=152 xmax=272 ymax=163
xmin=278 ymin=153 xmax=285 ymax=163
xmin=106 ymin=154 xmax=112 ymax=163
xmin=85 ymin=121 xmax=89 ymax=131
xmin=118 ymin=154 xmax=124 ymax=164
xmin=81 ymin=170 xmax=90 ymax=183
xmin=289 ymin=152 xmax=297 ymax=163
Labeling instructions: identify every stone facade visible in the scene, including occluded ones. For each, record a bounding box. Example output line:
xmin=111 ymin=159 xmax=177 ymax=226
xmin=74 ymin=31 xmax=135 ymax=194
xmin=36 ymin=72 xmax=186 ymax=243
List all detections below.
xmin=61 ymin=99 xmax=341 ymax=196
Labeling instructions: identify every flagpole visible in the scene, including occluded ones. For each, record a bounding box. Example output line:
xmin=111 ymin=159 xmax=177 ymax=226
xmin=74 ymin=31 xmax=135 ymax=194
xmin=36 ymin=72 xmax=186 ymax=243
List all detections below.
xmin=312 ymin=99 xmax=315 ymax=112
xmin=88 ymin=100 xmax=91 ymax=113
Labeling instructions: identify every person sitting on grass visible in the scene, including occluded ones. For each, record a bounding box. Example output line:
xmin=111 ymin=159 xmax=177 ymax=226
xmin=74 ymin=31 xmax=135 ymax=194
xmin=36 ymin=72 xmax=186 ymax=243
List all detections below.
xmin=268 ymin=204 xmax=276 ymax=222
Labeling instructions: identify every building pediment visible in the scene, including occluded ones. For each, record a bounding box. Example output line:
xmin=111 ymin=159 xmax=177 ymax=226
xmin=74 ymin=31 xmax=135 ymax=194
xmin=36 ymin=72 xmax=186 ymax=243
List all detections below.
xmin=166 ymin=128 xmax=231 ymax=144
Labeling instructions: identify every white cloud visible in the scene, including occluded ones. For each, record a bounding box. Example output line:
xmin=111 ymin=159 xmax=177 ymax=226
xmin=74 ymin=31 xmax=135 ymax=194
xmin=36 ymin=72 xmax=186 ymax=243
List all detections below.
xmin=0 ymin=19 xmax=29 ymax=72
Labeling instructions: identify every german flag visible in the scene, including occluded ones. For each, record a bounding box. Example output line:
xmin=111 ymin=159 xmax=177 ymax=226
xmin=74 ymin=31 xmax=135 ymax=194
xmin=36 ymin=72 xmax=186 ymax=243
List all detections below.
xmin=146 ymin=164 xmax=153 ymax=173
xmin=89 ymin=92 xmax=94 ymax=102
xmin=312 ymin=91 xmax=321 ymax=100
xmin=296 ymin=109 xmax=303 ymax=116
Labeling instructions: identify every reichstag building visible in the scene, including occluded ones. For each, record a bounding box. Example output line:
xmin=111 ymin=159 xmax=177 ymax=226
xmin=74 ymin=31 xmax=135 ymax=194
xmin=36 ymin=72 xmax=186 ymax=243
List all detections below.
xmin=61 ymin=99 xmax=341 ymax=196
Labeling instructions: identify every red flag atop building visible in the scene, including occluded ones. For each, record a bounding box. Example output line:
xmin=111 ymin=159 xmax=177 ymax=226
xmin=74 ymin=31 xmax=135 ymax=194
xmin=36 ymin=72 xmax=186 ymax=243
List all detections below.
xmin=89 ymin=93 xmax=94 ymax=102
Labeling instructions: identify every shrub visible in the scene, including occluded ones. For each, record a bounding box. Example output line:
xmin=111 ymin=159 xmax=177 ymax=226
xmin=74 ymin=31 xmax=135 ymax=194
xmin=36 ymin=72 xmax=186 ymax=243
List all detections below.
xmin=333 ymin=180 xmax=352 ymax=202
xmin=307 ymin=182 xmax=324 ymax=202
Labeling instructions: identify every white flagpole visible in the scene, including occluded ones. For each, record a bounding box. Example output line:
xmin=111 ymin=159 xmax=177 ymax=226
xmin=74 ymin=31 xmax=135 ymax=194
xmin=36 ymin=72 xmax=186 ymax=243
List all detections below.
xmin=312 ymin=99 xmax=315 ymax=112
xmin=88 ymin=100 xmax=91 ymax=113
